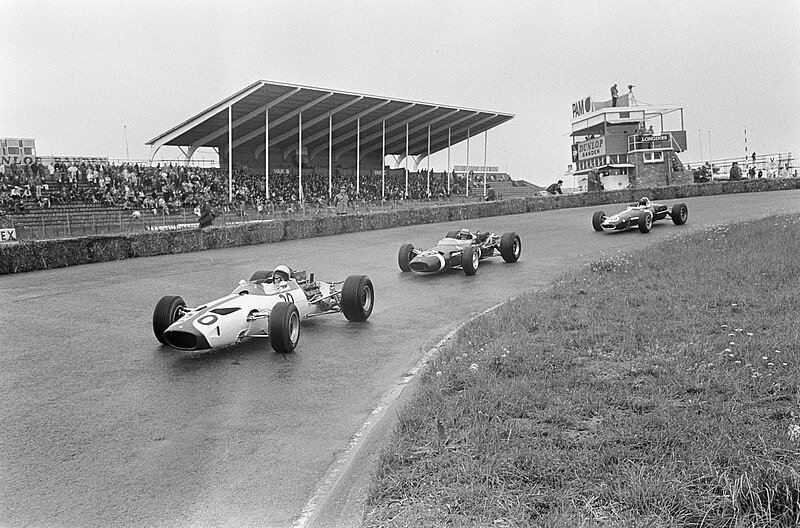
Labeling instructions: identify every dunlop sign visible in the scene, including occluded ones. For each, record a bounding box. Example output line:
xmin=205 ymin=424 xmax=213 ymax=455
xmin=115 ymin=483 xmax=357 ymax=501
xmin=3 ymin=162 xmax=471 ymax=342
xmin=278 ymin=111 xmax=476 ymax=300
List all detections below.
xmin=0 ymin=228 xmax=17 ymax=243
xmin=576 ymin=137 xmax=605 ymax=161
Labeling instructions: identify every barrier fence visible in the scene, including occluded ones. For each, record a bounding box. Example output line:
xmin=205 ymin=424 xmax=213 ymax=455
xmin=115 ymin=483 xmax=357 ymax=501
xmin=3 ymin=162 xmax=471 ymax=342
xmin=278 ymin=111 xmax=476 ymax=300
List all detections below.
xmin=2 ymin=195 xmax=487 ymax=241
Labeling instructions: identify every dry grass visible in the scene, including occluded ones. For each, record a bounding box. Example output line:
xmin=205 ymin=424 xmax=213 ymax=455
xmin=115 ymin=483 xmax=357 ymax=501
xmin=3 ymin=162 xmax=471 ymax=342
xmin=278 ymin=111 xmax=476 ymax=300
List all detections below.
xmin=364 ymin=214 xmax=800 ymax=527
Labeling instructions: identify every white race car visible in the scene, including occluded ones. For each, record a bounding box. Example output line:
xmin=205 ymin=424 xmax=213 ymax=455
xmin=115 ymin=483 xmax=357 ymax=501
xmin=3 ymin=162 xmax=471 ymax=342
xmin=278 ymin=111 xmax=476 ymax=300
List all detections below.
xmin=152 ymin=265 xmax=374 ymax=353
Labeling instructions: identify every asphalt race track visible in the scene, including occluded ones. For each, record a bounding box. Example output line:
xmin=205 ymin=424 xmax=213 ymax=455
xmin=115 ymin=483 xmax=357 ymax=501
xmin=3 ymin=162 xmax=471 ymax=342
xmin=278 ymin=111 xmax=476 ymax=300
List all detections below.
xmin=1 ymin=191 xmax=798 ymax=528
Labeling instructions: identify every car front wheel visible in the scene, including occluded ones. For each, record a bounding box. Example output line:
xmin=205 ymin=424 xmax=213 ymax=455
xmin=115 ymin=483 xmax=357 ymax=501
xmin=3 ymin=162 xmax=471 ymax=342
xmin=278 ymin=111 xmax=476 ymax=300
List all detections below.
xmin=638 ymin=211 xmax=653 ymax=233
xmin=462 ymin=245 xmax=479 ymax=275
xmin=671 ymin=203 xmax=688 ymax=225
xmin=398 ymin=243 xmax=415 ymax=272
xmin=341 ymin=274 xmax=374 ymax=322
xmin=592 ymin=211 xmax=606 ymax=232
xmin=500 ymin=232 xmax=521 ymax=262
xmin=269 ymin=302 xmax=300 ymax=353
xmin=153 ymin=295 xmax=186 ymax=344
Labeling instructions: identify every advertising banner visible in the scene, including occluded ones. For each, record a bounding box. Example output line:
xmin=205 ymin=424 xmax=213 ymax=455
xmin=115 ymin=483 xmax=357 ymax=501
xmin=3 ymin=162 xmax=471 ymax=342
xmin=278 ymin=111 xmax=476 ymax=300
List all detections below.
xmin=0 ymin=228 xmax=17 ymax=243
xmin=0 ymin=155 xmax=109 ymax=167
xmin=576 ymin=137 xmax=605 ymax=161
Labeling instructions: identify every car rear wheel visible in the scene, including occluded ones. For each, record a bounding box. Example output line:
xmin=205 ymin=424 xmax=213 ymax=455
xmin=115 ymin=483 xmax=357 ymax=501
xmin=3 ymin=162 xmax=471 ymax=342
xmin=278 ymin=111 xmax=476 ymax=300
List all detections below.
xmin=499 ymin=232 xmax=521 ymax=262
xmin=269 ymin=302 xmax=300 ymax=353
xmin=592 ymin=211 xmax=606 ymax=232
xmin=398 ymin=243 xmax=415 ymax=272
xmin=250 ymin=270 xmax=271 ymax=282
xmin=638 ymin=211 xmax=653 ymax=233
xmin=153 ymin=295 xmax=186 ymax=344
xmin=341 ymin=274 xmax=374 ymax=322
xmin=462 ymin=245 xmax=479 ymax=275
xmin=671 ymin=203 xmax=688 ymax=225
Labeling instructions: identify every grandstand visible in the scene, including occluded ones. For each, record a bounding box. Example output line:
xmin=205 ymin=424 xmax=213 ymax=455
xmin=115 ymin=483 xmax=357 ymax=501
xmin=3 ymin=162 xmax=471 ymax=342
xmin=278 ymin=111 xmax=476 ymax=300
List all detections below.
xmin=146 ymin=80 xmax=515 ymax=203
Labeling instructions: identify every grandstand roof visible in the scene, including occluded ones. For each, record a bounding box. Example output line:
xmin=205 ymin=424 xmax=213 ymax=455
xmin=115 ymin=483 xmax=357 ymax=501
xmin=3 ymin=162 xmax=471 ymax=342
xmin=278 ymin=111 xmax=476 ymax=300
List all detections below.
xmin=146 ymin=80 xmax=514 ymax=163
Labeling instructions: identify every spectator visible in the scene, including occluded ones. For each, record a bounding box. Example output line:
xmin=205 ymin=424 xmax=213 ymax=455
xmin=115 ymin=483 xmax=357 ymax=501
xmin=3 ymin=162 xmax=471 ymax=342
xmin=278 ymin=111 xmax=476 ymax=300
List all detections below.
xmin=729 ymin=161 xmax=742 ymax=181
xmin=198 ymin=200 xmax=216 ymax=229
xmin=333 ymin=186 xmax=350 ymax=215
xmin=610 ymin=84 xmax=618 ymax=107
xmin=587 ymin=169 xmax=604 ymax=191
xmin=546 ymin=180 xmax=563 ymax=195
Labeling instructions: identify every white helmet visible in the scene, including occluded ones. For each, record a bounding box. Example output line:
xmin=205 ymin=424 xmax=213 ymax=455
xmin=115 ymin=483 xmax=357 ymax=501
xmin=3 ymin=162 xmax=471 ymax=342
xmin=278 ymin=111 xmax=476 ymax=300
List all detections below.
xmin=272 ymin=265 xmax=291 ymax=282
xmin=638 ymin=197 xmax=650 ymax=207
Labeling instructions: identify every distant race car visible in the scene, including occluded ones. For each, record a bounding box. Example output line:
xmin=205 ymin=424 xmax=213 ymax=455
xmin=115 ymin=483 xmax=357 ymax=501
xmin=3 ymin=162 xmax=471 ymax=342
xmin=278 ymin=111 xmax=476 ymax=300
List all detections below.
xmin=398 ymin=228 xmax=521 ymax=275
xmin=592 ymin=197 xmax=688 ymax=233
xmin=152 ymin=265 xmax=374 ymax=353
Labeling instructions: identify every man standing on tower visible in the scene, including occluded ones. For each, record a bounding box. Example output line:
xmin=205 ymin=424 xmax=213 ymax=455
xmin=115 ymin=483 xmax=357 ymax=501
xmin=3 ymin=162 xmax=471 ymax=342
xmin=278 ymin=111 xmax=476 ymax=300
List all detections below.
xmin=610 ymin=84 xmax=619 ymax=107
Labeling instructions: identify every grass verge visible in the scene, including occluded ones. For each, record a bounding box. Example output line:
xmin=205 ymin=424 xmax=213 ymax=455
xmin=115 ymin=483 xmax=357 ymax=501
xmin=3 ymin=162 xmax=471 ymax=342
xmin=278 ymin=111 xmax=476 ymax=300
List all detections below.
xmin=363 ymin=213 xmax=800 ymax=527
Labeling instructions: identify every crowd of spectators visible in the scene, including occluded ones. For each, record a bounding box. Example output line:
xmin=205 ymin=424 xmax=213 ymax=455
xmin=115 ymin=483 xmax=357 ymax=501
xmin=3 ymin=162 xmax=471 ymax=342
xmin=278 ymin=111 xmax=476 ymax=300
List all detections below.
xmin=0 ymin=159 xmax=496 ymax=216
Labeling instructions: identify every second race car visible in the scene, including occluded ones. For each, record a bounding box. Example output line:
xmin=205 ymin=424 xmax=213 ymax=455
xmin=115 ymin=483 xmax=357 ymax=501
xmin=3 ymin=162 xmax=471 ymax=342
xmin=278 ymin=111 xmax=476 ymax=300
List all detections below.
xmin=398 ymin=228 xmax=521 ymax=275
xmin=152 ymin=265 xmax=374 ymax=353
xmin=592 ymin=197 xmax=688 ymax=233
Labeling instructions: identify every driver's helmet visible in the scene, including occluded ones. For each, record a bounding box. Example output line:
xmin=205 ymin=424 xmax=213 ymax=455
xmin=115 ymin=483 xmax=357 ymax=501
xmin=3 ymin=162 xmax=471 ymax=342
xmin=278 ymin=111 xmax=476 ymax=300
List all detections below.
xmin=457 ymin=228 xmax=472 ymax=240
xmin=272 ymin=265 xmax=291 ymax=283
xmin=638 ymin=197 xmax=650 ymax=207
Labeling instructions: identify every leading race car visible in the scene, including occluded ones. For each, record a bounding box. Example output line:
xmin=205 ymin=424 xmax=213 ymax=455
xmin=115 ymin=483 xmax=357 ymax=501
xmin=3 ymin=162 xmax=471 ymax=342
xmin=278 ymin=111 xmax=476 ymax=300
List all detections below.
xmin=152 ymin=265 xmax=374 ymax=353
xmin=592 ymin=197 xmax=688 ymax=233
xmin=398 ymin=228 xmax=521 ymax=275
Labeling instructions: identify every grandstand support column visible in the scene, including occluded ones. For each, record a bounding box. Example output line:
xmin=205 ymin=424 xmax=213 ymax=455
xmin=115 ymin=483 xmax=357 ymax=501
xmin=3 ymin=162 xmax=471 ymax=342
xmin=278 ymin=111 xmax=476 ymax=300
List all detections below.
xmin=328 ymin=115 xmax=333 ymax=201
xmin=405 ymin=123 xmax=409 ymax=199
xmin=356 ymin=117 xmax=361 ymax=196
xmin=427 ymin=125 xmax=431 ymax=198
xmin=228 ymin=105 xmax=233 ymax=204
xmin=298 ymin=113 xmax=303 ymax=205
xmin=381 ymin=120 xmax=386 ymax=201
xmin=447 ymin=126 xmax=451 ymax=194
xmin=466 ymin=128 xmax=471 ymax=198
xmin=483 ymin=131 xmax=488 ymax=199
xmin=265 ymin=107 xmax=270 ymax=200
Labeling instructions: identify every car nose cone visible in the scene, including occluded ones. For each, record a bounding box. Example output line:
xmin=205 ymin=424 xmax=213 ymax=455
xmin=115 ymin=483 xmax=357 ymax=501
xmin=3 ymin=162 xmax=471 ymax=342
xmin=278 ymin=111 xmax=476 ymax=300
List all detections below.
xmin=410 ymin=253 xmax=445 ymax=272
xmin=164 ymin=323 xmax=212 ymax=350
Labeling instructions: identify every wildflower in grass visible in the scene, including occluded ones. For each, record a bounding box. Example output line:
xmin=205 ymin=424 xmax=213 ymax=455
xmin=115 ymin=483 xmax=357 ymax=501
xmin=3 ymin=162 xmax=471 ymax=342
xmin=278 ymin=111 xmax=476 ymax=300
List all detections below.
xmin=723 ymin=348 xmax=732 ymax=353
xmin=469 ymin=363 xmax=478 ymax=372
xmin=747 ymin=332 xmax=754 ymax=336
xmin=789 ymin=424 xmax=800 ymax=443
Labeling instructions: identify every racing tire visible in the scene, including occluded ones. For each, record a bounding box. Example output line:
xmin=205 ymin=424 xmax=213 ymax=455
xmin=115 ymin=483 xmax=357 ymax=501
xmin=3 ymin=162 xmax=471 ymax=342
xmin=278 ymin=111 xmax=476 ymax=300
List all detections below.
xmin=637 ymin=211 xmax=653 ymax=233
xmin=250 ymin=270 xmax=271 ymax=282
xmin=398 ymin=243 xmax=415 ymax=272
xmin=269 ymin=302 xmax=300 ymax=353
xmin=445 ymin=230 xmax=459 ymax=239
xmin=670 ymin=203 xmax=688 ymax=225
xmin=341 ymin=274 xmax=375 ymax=322
xmin=153 ymin=295 xmax=186 ymax=344
xmin=592 ymin=211 xmax=606 ymax=232
xmin=462 ymin=245 xmax=479 ymax=275
xmin=499 ymin=232 xmax=521 ymax=263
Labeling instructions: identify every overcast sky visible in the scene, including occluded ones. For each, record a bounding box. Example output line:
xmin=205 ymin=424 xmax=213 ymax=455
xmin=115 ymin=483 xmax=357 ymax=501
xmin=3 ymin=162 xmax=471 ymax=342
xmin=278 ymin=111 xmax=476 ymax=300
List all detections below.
xmin=3 ymin=0 xmax=799 ymax=186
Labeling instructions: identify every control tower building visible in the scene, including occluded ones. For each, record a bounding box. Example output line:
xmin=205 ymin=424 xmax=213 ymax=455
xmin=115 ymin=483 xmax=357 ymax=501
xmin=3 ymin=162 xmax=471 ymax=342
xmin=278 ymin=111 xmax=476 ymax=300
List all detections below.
xmin=569 ymin=86 xmax=692 ymax=190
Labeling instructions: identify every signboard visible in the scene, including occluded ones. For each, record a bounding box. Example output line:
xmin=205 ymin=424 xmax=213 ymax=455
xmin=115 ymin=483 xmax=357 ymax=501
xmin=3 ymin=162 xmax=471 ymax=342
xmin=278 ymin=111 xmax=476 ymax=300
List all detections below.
xmin=572 ymin=96 xmax=592 ymax=118
xmin=576 ymin=137 xmax=605 ymax=161
xmin=453 ymin=165 xmax=499 ymax=173
xmin=638 ymin=134 xmax=668 ymax=143
xmin=0 ymin=228 xmax=17 ymax=243
xmin=0 ymin=155 xmax=109 ymax=167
